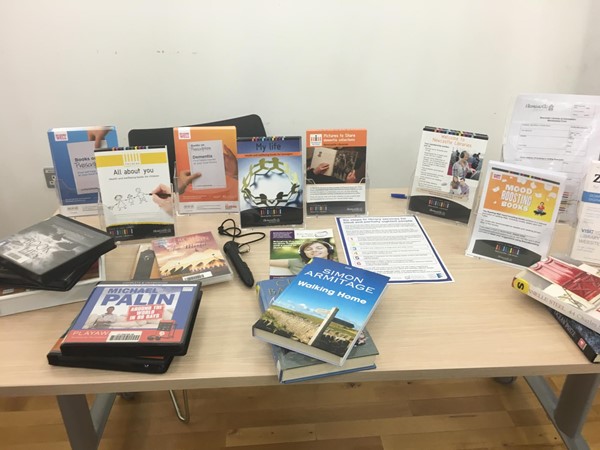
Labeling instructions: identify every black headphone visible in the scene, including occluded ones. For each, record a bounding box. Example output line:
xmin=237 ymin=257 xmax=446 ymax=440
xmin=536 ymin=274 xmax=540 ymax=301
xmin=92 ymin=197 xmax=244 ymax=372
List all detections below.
xmin=298 ymin=240 xmax=334 ymax=263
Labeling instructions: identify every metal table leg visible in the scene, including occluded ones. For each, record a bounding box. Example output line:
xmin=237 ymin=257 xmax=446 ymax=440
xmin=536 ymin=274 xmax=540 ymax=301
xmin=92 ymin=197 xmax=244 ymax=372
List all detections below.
xmin=56 ymin=393 xmax=116 ymax=450
xmin=525 ymin=374 xmax=600 ymax=450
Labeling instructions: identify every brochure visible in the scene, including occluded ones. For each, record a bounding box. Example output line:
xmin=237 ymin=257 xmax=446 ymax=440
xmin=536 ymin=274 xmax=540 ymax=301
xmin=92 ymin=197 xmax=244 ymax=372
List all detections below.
xmin=466 ymin=160 xmax=566 ymax=268
xmin=408 ymin=126 xmax=488 ymax=224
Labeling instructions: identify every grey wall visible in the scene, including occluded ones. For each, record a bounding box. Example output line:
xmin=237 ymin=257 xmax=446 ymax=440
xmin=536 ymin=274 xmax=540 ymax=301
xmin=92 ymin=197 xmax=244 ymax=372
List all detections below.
xmin=1 ymin=0 xmax=599 ymax=236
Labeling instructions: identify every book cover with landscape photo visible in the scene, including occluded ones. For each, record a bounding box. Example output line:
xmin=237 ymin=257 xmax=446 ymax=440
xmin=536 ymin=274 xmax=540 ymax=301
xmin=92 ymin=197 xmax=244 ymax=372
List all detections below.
xmin=252 ymin=258 xmax=388 ymax=366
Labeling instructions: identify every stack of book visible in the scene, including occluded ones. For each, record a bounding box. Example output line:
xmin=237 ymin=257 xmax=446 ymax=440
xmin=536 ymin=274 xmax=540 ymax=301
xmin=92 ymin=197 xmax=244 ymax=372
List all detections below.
xmin=512 ymin=255 xmax=600 ymax=363
xmin=253 ymin=258 xmax=389 ymax=383
xmin=47 ymin=280 xmax=203 ymax=373
xmin=0 ymin=215 xmax=116 ymax=316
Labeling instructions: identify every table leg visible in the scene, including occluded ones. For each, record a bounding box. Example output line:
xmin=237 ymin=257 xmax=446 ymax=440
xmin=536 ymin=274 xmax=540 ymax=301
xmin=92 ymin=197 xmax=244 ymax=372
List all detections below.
xmin=525 ymin=374 xmax=600 ymax=450
xmin=56 ymin=393 xmax=116 ymax=450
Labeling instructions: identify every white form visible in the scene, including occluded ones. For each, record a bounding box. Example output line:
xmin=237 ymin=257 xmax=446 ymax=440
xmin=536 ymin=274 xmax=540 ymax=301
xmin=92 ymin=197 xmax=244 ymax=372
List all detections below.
xmin=503 ymin=94 xmax=600 ymax=223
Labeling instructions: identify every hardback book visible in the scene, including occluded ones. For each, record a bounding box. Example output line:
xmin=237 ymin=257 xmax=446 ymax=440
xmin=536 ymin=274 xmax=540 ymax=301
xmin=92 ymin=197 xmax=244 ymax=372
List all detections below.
xmin=252 ymin=257 xmax=389 ymax=366
xmin=0 ymin=257 xmax=105 ymax=317
xmin=130 ymin=244 xmax=161 ymax=280
xmin=408 ymin=126 xmax=488 ymax=224
xmin=151 ymin=231 xmax=233 ymax=285
xmin=0 ymin=214 xmax=115 ymax=287
xmin=466 ymin=160 xmax=566 ymax=268
xmin=256 ymin=278 xmax=378 ymax=383
xmin=548 ymin=308 xmax=600 ymax=363
xmin=48 ymin=326 xmax=174 ymax=373
xmin=94 ymin=146 xmax=175 ymax=241
xmin=269 ymin=228 xmax=338 ymax=278
xmin=305 ymin=129 xmax=367 ymax=215
xmin=237 ymin=136 xmax=303 ymax=227
xmin=512 ymin=255 xmax=600 ymax=334
xmin=173 ymin=126 xmax=239 ymax=214
xmin=48 ymin=126 xmax=119 ymax=217
xmin=59 ymin=281 xmax=203 ymax=357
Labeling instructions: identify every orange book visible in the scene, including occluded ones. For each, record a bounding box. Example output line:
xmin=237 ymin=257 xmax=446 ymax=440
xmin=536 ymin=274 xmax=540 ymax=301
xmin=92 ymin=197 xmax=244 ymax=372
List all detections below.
xmin=173 ymin=126 xmax=239 ymax=214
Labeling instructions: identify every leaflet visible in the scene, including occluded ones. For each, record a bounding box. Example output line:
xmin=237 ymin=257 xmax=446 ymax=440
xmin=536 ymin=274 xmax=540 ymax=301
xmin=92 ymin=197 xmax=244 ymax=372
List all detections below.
xmin=466 ymin=161 xmax=566 ymax=268
xmin=503 ymin=94 xmax=600 ymax=223
xmin=335 ymin=216 xmax=452 ymax=284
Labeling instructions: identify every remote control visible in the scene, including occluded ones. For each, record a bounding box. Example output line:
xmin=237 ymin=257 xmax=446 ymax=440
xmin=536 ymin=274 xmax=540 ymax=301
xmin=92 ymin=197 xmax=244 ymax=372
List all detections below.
xmin=223 ymin=241 xmax=254 ymax=287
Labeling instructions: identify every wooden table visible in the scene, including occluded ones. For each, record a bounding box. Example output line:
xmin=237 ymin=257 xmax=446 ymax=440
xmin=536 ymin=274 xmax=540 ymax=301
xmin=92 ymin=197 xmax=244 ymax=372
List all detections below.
xmin=1 ymin=189 xmax=598 ymax=449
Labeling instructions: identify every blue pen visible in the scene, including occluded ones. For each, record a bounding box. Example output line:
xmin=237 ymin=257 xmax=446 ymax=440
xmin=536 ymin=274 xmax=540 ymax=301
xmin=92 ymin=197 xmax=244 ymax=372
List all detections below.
xmin=390 ymin=193 xmax=407 ymax=199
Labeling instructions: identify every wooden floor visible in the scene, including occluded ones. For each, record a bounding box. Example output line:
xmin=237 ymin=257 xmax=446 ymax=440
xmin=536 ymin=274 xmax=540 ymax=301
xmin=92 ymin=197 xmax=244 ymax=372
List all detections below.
xmin=0 ymin=377 xmax=598 ymax=450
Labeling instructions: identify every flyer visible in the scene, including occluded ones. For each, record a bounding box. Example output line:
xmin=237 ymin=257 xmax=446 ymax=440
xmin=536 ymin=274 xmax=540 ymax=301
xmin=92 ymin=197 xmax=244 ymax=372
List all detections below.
xmin=335 ymin=216 xmax=452 ymax=284
xmin=466 ymin=161 xmax=566 ymax=268
xmin=408 ymin=126 xmax=488 ymax=224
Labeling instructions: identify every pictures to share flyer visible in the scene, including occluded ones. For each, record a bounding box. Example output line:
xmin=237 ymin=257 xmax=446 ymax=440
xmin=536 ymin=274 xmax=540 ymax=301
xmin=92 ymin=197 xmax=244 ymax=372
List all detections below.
xmin=305 ymin=129 xmax=367 ymax=215
xmin=466 ymin=161 xmax=566 ymax=268
xmin=408 ymin=126 xmax=488 ymax=224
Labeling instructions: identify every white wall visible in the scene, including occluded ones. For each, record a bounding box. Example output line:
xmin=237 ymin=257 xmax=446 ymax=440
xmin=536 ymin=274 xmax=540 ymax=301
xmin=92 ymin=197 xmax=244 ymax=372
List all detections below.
xmin=1 ymin=0 xmax=598 ymax=236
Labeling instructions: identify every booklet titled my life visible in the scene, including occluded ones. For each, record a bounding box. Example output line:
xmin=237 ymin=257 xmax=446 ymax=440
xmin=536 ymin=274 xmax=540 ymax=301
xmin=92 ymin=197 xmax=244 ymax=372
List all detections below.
xmin=252 ymin=258 xmax=389 ymax=366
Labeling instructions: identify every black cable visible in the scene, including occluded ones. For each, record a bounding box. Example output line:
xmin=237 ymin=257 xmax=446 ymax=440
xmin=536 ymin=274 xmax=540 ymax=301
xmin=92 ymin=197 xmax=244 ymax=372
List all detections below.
xmin=217 ymin=218 xmax=266 ymax=252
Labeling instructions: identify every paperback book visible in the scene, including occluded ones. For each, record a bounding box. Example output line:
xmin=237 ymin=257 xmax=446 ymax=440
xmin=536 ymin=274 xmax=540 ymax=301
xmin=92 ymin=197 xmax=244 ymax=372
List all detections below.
xmin=408 ymin=126 xmax=488 ymax=224
xmin=151 ymin=231 xmax=233 ymax=285
xmin=0 ymin=257 xmax=105 ymax=317
xmin=548 ymin=307 xmax=600 ymax=363
xmin=256 ymin=278 xmax=378 ymax=383
xmin=466 ymin=161 xmax=566 ymax=268
xmin=48 ymin=126 xmax=118 ymax=217
xmin=305 ymin=129 xmax=367 ymax=215
xmin=269 ymin=228 xmax=338 ymax=278
xmin=237 ymin=136 xmax=303 ymax=227
xmin=252 ymin=257 xmax=389 ymax=366
xmin=0 ymin=214 xmax=115 ymax=287
xmin=48 ymin=326 xmax=174 ymax=373
xmin=512 ymin=255 xmax=600 ymax=334
xmin=173 ymin=126 xmax=239 ymax=214
xmin=95 ymin=146 xmax=175 ymax=241
xmin=60 ymin=281 xmax=202 ymax=357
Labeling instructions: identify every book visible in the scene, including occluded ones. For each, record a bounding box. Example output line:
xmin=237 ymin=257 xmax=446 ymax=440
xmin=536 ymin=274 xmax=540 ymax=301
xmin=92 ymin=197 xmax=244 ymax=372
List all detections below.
xmin=0 ymin=258 xmax=105 ymax=317
xmin=256 ymin=278 xmax=378 ymax=383
xmin=0 ymin=214 xmax=115 ymax=287
xmin=59 ymin=281 xmax=203 ymax=357
xmin=252 ymin=258 xmax=389 ymax=366
xmin=466 ymin=160 xmax=566 ymax=268
xmin=47 ymin=326 xmax=174 ymax=373
xmin=173 ymin=126 xmax=239 ymax=214
xmin=548 ymin=308 xmax=600 ymax=363
xmin=407 ymin=126 xmax=488 ymax=224
xmin=94 ymin=146 xmax=175 ymax=241
xmin=269 ymin=228 xmax=338 ymax=278
xmin=305 ymin=129 xmax=367 ymax=215
xmin=48 ymin=126 xmax=119 ymax=217
xmin=151 ymin=231 xmax=233 ymax=285
xmin=237 ymin=136 xmax=303 ymax=227
xmin=130 ymin=244 xmax=161 ymax=280
xmin=570 ymin=160 xmax=600 ymax=265
xmin=512 ymin=256 xmax=600 ymax=334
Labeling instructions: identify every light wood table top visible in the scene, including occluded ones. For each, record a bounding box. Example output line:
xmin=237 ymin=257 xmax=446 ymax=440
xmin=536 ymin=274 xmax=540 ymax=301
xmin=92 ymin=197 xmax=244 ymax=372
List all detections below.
xmin=1 ymin=188 xmax=598 ymax=397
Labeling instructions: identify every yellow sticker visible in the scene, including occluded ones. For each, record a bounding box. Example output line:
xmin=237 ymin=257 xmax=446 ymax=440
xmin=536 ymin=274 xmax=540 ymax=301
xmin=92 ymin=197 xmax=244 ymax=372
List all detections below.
xmin=512 ymin=277 xmax=529 ymax=294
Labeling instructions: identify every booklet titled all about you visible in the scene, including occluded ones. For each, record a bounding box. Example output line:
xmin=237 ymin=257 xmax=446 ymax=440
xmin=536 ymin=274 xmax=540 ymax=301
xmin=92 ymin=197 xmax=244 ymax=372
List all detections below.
xmin=252 ymin=258 xmax=389 ymax=366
